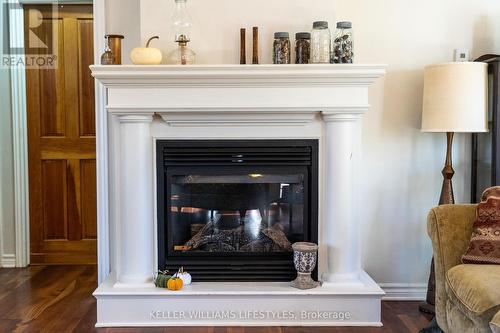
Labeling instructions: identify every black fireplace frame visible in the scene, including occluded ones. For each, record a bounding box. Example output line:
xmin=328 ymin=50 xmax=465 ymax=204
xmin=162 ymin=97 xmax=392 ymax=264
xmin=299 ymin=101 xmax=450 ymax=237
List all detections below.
xmin=156 ymin=140 xmax=319 ymax=281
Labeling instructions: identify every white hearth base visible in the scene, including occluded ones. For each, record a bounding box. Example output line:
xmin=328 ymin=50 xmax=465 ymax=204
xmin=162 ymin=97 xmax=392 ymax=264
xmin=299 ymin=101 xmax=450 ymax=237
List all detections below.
xmin=95 ymin=271 xmax=384 ymax=327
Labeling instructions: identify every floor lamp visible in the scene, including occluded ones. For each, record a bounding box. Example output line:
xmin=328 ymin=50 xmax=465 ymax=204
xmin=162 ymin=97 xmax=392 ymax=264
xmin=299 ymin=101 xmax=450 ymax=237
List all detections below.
xmin=420 ymin=62 xmax=488 ymax=316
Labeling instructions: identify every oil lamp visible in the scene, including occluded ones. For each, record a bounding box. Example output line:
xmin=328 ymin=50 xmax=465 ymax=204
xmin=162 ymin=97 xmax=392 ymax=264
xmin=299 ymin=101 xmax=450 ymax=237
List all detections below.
xmin=168 ymin=0 xmax=195 ymax=65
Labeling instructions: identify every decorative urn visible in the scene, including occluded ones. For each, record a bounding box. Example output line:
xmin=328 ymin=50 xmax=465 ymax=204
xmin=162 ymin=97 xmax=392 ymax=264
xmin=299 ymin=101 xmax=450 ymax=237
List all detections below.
xmin=291 ymin=242 xmax=320 ymax=289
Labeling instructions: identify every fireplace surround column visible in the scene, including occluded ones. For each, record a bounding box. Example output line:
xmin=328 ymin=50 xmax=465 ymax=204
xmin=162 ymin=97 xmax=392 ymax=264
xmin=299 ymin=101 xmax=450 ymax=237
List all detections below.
xmin=322 ymin=112 xmax=362 ymax=284
xmin=116 ymin=114 xmax=154 ymax=285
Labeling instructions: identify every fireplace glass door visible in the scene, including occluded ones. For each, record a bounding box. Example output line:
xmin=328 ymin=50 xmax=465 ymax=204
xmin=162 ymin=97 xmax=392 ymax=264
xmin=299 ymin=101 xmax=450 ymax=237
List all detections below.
xmin=170 ymin=172 xmax=305 ymax=254
xmin=157 ymin=140 xmax=318 ymax=281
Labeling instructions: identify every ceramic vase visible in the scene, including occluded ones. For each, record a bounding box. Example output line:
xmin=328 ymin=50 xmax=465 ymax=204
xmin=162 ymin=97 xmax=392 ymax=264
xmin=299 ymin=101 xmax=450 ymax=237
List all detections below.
xmin=291 ymin=242 xmax=320 ymax=289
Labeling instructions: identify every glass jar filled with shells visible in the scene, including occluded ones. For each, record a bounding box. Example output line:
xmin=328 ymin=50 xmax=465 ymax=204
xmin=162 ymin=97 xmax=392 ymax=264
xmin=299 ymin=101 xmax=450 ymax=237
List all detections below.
xmin=295 ymin=32 xmax=311 ymax=64
xmin=333 ymin=21 xmax=354 ymax=63
xmin=273 ymin=32 xmax=291 ymax=64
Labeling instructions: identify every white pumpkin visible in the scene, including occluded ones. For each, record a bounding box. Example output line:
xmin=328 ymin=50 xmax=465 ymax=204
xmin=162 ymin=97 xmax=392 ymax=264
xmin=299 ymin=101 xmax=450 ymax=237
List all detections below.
xmin=174 ymin=267 xmax=192 ymax=285
xmin=130 ymin=36 xmax=162 ymax=65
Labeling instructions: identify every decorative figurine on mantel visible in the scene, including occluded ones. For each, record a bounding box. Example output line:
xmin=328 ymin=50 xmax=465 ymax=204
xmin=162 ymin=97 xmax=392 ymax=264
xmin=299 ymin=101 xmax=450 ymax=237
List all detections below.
xmin=174 ymin=266 xmax=192 ymax=285
xmin=130 ymin=36 xmax=162 ymax=65
xmin=153 ymin=270 xmax=172 ymax=288
xmin=168 ymin=0 xmax=195 ymax=65
xmin=291 ymin=242 xmax=320 ymax=289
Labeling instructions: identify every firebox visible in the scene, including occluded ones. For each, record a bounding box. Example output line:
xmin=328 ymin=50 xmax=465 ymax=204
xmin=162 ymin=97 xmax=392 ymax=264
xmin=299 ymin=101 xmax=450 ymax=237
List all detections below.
xmin=156 ymin=140 xmax=318 ymax=281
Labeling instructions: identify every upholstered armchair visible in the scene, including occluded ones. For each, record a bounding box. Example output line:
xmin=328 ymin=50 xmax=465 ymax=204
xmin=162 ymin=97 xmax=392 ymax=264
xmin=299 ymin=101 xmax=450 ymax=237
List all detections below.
xmin=427 ymin=204 xmax=500 ymax=332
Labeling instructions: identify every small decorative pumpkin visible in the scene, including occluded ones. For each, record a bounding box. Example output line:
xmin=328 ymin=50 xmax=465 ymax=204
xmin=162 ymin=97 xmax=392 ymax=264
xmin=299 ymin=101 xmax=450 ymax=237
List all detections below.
xmin=167 ymin=276 xmax=183 ymax=291
xmin=130 ymin=36 xmax=162 ymax=65
xmin=153 ymin=270 xmax=171 ymax=288
xmin=174 ymin=266 xmax=192 ymax=286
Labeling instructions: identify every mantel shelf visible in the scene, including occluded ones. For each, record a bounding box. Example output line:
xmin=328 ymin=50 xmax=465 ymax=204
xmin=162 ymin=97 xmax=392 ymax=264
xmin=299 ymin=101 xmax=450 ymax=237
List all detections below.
xmin=90 ymin=64 xmax=386 ymax=87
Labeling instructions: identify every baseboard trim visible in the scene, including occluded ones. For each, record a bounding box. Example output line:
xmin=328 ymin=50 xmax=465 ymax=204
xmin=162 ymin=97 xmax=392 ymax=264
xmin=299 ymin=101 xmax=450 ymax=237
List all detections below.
xmin=380 ymin=283 xmax=427 ymax=301
xmin=1 ymin=254 xmax=16 ymax=268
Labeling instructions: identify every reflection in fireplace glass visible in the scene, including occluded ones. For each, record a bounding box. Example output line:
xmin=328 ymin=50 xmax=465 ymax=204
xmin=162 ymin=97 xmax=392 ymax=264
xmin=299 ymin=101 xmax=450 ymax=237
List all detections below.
xmin=170 ymin=174 xmax=304 ymax=253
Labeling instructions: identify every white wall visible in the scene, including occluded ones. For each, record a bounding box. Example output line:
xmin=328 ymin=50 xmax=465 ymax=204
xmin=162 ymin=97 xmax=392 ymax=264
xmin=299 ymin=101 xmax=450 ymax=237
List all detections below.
xmin=105 ymin=0 xmax=141 ymax=64
xmin=342 ymin=0 xmax=500 ymax=285
xmin=0 ymin=1 xmax=16 ymax=267
xmin=104 ymin=0 xmax=500 ymax=289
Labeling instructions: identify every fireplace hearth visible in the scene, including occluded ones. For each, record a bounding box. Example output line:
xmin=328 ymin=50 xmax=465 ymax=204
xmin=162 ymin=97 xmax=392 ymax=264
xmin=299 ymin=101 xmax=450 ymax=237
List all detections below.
xmin=157 ymin=140 xmax=318 ymax=281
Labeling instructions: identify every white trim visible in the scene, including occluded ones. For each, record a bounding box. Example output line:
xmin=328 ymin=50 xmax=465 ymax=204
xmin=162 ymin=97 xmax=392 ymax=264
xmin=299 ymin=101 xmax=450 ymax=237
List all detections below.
xmin=1 ymin=254 xmax=16 ymax=268
xmin=93 ymin=0 xmax=108 ymax=284
xmin=379 ymin=283 xmax=427 ymax=301
xmin=9 ymin=0 xmax=30 ymax=268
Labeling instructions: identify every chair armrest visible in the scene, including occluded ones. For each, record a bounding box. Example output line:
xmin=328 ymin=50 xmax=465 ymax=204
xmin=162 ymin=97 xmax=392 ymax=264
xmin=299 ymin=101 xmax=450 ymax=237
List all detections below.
xmin=427 ymin=204 xmax=476 ymax=329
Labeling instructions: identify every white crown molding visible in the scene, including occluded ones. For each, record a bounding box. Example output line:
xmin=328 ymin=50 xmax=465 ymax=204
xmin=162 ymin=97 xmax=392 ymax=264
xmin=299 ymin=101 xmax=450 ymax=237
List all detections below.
xmin=90 ymin=64 xmax=387 ymax=88
xmin=1 ymin=254 xmax=16 ymax=268
xmin=379 ymin=283 xmax=427 ymax=301
xmin=106 ymin=106 xmax=371 ymax=127
xmin=158 ymin=110 xmax=317 ymax=127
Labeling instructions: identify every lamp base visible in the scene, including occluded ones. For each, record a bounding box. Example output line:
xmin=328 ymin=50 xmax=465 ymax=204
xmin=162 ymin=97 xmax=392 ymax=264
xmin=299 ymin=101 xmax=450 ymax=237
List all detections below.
xmin=420 ymin=132 xmax=455 ymax=318
xmin=438 ymin=132 xmax=455 ymax=205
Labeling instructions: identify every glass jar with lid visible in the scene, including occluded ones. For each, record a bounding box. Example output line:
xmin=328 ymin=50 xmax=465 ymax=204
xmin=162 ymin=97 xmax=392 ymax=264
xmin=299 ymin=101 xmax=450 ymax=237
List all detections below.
xmin=273 ymin=32 xmax=291 ymax=64
xmin=310 ymin=21 xmax=331 ymax=64
xmin=333 ymin=21 xmax=354 ymax=63
xmin=295 ymin=32 xmax=310 ymax=64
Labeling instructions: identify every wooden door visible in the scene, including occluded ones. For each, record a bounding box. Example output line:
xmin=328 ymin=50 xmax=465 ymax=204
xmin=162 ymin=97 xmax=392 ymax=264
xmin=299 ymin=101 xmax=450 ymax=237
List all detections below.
xmin=25 ymin=5 xmax=96 ymax=264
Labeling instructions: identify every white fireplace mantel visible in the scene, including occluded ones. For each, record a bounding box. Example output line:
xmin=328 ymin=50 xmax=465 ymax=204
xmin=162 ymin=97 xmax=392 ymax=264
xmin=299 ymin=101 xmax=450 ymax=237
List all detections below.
xmin=92 ymin=64 xmax=383 ymax=126
xmin=90 ymin=64 xmax=386 ymax=327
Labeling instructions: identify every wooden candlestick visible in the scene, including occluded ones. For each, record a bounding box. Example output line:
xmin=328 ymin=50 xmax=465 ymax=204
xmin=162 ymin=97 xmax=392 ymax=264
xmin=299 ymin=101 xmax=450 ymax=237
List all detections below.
xmin=240 ymin=28 xmax=246 ymax=64
xmin=252 ymin=27 xmax=259 ymax=64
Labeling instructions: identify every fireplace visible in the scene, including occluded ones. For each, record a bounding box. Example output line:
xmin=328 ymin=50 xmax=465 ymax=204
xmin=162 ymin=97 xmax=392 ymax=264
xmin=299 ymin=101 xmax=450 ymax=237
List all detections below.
xmin=91 ymin=64 xmax=386 ymax=327
xmin=157 ymin=140 xmax=318 ymax=281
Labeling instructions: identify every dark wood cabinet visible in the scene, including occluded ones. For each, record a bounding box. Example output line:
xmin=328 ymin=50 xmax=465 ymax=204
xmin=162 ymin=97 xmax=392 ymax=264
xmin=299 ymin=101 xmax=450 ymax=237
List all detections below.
xmin=472 ymin=55 xmax=500 ymax=202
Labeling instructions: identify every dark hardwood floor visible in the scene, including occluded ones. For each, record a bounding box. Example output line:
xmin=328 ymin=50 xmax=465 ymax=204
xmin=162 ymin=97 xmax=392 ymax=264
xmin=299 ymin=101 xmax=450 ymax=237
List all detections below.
xmin=0 ymin=266 xmax=431 ymax=333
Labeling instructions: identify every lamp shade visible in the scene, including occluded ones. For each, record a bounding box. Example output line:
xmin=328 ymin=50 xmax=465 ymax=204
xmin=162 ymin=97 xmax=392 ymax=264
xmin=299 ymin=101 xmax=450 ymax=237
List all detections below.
xmin=421 ymin=62 xmax=488 ymax=133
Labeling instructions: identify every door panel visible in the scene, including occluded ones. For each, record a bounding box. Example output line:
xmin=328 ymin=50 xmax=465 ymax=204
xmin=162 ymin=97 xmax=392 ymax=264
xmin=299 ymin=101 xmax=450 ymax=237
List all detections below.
xmin=42 ymin=159 xmax=67 ymax=239
xmin=78 ymin=19 xmax=95 ymax=137
xmin=81 ymin=160 xmax=97 ymax=239
xmin=26 ymin=5 xmax=96 ymax=264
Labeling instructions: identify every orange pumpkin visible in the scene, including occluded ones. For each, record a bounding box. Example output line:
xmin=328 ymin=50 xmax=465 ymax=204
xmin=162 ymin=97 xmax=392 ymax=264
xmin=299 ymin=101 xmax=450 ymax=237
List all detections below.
xmin=167 ymin=276 xmax=183 ymax=291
